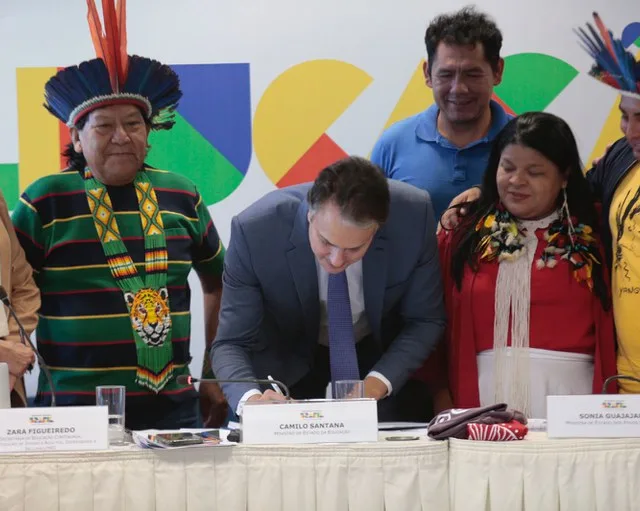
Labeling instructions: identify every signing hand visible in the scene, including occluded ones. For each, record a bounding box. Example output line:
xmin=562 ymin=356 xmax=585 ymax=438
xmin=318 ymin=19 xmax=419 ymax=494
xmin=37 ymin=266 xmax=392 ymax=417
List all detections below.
xmin=246 ymin=389 xmax=288 ymax=403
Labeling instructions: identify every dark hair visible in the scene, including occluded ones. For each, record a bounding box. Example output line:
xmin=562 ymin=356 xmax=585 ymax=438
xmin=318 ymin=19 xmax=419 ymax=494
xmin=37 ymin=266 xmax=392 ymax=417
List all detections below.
xmin=450 ymin=111 xmax=609 ymax=309
xmin=425 ymin=6 xmax=503 ymax=74
xmin=61 ymin=106 xmax=151 ymax=172
xmin=307 ymin=156 xmax=390 ymax=226
xmin=62 ymin=115 xmax=88 ymax=171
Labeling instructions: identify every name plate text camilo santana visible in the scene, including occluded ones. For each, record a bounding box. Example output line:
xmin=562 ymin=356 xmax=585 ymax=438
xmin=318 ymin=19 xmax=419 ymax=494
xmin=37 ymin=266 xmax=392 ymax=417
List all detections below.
xmin=242 ymin=399 xmax=378 ymax=444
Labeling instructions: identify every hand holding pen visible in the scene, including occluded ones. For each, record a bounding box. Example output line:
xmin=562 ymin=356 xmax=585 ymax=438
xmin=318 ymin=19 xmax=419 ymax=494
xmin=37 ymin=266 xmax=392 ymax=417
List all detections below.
xmin=246 ymin=375 xmax=289 ymax=404
xmin=267 ymin=375 xmax=285 ymax=396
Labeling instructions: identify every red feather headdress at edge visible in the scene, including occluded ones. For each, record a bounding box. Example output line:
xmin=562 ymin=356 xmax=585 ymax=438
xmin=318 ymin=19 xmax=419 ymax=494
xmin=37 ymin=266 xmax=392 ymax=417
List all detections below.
xmin=43 ymin=0 xmax=181 ymax=131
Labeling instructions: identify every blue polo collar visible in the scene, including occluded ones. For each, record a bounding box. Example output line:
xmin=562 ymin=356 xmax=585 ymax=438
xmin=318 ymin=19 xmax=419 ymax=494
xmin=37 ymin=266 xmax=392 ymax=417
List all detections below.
xmin=415 ymin=99 xmax=511 ymax=148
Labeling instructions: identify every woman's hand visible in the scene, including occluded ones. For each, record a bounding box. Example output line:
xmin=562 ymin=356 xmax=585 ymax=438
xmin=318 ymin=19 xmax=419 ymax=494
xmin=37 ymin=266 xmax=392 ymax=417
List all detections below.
xmin=437 ymin=187 xmax=483 ymax=233
xmin=1 ymin=342 xmax=35 ymax=377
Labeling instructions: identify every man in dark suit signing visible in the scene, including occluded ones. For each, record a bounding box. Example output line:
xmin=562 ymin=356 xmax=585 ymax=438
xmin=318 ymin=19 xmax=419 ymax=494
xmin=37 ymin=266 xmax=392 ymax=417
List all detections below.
xmin=211 ymin=156 xmax=445 ymax=420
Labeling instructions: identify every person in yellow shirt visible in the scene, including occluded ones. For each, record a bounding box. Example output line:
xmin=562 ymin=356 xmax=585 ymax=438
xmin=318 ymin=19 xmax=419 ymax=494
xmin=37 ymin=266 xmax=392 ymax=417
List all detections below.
xmin=575 ymin=14 xmax=640 ymax=393
xmin=609 ymin=156 xmax=640 ymax=392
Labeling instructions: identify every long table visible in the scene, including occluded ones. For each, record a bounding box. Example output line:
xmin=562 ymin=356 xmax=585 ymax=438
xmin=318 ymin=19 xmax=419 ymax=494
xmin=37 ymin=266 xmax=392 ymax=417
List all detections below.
xmin=3 ymin=432 xmax=640 ymax=511
xmin=0 ymin=438 xmax=450 ymax=511
xmin=449 ymin=432 xmax=640 ymax=511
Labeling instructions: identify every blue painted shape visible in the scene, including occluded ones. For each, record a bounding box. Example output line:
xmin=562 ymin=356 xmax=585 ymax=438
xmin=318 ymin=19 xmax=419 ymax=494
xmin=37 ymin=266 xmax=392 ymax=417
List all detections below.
xmin=172 ymin=64 xmax=252 ymax=174
xmin=622 ymin=22 xmax=640 ymax=48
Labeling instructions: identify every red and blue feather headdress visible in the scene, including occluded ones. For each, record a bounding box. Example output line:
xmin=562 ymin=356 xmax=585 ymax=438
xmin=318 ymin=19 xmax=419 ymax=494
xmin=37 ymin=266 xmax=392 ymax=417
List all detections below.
xmin=44 ymin=0 xmax=182 ymax=129
xmin=576 ymin=12 xmax=640 ymax=100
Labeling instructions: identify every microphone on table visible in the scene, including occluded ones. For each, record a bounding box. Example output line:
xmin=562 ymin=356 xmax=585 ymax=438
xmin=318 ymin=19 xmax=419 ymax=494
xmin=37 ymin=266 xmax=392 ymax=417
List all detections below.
xmin=0 ymin=285 xmax=56 ymax=406
xmin=176 ymin=374 xmax=291 ymax=399
xmin=602 ymin=375 xmax=640 ymax=394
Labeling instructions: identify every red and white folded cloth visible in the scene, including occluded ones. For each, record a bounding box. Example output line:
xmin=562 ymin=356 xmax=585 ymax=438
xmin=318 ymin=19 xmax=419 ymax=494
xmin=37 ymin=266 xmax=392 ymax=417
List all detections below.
xmin=427 ymin=403 xmax=528 ymax=441
xmin=467 ymin=419 xmax=527 ymax=440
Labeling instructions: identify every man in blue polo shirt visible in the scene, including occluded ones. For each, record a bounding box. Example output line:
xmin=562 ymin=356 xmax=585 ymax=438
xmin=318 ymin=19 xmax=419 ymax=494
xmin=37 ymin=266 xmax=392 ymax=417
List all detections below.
xmin=372 ymin=6 xmax=512 ymax=220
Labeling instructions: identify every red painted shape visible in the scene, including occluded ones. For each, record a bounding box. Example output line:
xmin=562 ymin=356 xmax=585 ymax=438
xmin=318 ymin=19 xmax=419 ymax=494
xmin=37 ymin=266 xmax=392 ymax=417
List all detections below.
xmin=277 ymin=133 xmax=348 ymax=188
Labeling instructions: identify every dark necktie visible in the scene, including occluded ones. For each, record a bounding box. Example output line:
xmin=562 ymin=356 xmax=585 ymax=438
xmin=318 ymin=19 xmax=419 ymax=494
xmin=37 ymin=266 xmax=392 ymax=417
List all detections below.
xmin=327 ymin=271 xmax=360 ymax=384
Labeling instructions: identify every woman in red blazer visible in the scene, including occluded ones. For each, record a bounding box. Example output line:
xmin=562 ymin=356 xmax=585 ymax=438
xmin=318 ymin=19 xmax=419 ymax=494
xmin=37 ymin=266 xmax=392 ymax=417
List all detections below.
xmin=418 ymin=112 xmax=616 ymax=418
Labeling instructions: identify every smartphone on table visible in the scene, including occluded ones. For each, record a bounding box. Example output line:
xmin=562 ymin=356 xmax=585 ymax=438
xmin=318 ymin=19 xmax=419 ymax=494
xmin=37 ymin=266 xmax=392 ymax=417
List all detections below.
xmin=149 ymin=432 xmax=204 ymax=447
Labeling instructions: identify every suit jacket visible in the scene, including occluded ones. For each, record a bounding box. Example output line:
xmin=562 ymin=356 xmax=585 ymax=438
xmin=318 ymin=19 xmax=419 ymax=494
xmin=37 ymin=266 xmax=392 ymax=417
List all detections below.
xmin=0 ymin=191 xmax=40 ymax=406
xmin=211 ymin=180 xmax=445 ymax=410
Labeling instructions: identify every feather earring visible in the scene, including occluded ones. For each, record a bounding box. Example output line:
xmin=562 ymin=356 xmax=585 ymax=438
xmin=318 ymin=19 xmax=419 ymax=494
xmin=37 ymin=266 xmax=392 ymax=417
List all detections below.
xmin=561 ymin=187 xmax=576 ymax=249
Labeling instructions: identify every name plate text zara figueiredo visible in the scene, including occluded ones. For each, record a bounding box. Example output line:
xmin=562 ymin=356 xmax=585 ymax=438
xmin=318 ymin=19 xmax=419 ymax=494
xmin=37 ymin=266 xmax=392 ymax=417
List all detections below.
xmin=0 ymin=406 xmax=108 ymax=453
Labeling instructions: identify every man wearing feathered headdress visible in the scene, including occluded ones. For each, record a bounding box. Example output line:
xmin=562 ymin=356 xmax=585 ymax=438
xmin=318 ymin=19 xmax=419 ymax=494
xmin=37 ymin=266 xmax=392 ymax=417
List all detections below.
xmin=12 ymin=0 xmax=228 ymax=429
xmin=577 ymin=14 xmax=640 ymax=394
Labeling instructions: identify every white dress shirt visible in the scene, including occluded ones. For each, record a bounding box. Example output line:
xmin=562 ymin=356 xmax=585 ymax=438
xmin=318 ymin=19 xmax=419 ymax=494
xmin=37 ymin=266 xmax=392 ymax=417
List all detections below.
xmin=236 ymin=260 xmax=392 ymax=415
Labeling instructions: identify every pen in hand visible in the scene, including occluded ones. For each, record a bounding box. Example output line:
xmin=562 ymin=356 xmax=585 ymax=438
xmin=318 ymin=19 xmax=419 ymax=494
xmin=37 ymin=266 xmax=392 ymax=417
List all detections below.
xmin=267 ymin=375 xmax=285 ymax=396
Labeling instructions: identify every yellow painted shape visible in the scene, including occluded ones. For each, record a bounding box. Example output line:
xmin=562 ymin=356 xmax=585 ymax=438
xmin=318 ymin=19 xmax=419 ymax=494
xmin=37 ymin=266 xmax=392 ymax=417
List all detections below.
xmin=587 ymin=95 xmax=622 ymax=167
xmin=16 ymin=67 xmax=60 ymax=192
xmin=587 ymin=50 xmax=640 ymax=166
xmin=381 ymin=59 xmax=435 ymax=132
xmin=253 ymin=60 xmax=373 ymax=183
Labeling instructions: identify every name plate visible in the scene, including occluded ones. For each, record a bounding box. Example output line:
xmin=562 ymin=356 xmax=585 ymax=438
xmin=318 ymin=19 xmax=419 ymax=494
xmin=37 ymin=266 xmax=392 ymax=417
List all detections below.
xmin=242 ymin=399 xmax=378 ymax=444
xmin=548 ymin=394 xmax=640 ymax=438
xmin=0 ymin=406 xmax=108 ymax=453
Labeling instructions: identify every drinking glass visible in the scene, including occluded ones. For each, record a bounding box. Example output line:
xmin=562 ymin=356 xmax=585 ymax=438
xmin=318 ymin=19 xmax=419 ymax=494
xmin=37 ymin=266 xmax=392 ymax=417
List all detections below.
xmin=334 ymin=380 xmax=365 ymax=399
xmin=96 ymin=385 xmax=126 ymax=445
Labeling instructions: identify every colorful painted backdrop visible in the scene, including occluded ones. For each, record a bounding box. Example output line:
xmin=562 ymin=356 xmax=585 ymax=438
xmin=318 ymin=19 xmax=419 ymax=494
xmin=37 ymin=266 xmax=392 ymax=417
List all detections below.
xmin=1 ymin=0 xmax=639 ymax=395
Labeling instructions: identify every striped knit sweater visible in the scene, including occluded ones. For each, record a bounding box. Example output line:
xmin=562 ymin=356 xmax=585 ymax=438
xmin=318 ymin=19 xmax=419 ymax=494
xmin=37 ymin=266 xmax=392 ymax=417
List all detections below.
xmin=12 ymin=167 xmax=225 ymax=409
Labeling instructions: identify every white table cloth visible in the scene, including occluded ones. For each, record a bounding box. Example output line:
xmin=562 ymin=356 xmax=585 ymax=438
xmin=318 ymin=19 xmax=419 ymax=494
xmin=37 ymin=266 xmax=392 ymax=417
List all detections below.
xmin=449 ymin=432 xmax=640 ymax=511
xmin=0 ymin=438 xmax=449 ymax=511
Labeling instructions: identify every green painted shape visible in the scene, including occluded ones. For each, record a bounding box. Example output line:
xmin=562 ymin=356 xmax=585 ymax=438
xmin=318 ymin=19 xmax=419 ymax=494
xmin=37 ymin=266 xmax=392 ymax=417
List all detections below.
xmin=635 ymin=35 xmax=640 ymax=47
xmin=146 ymin=112 xmax=244 ymax=205
xmin=0 ymin=164 xmax=19 ymax=210
xmin=495 ymin=53 xmax=579 ymax=114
